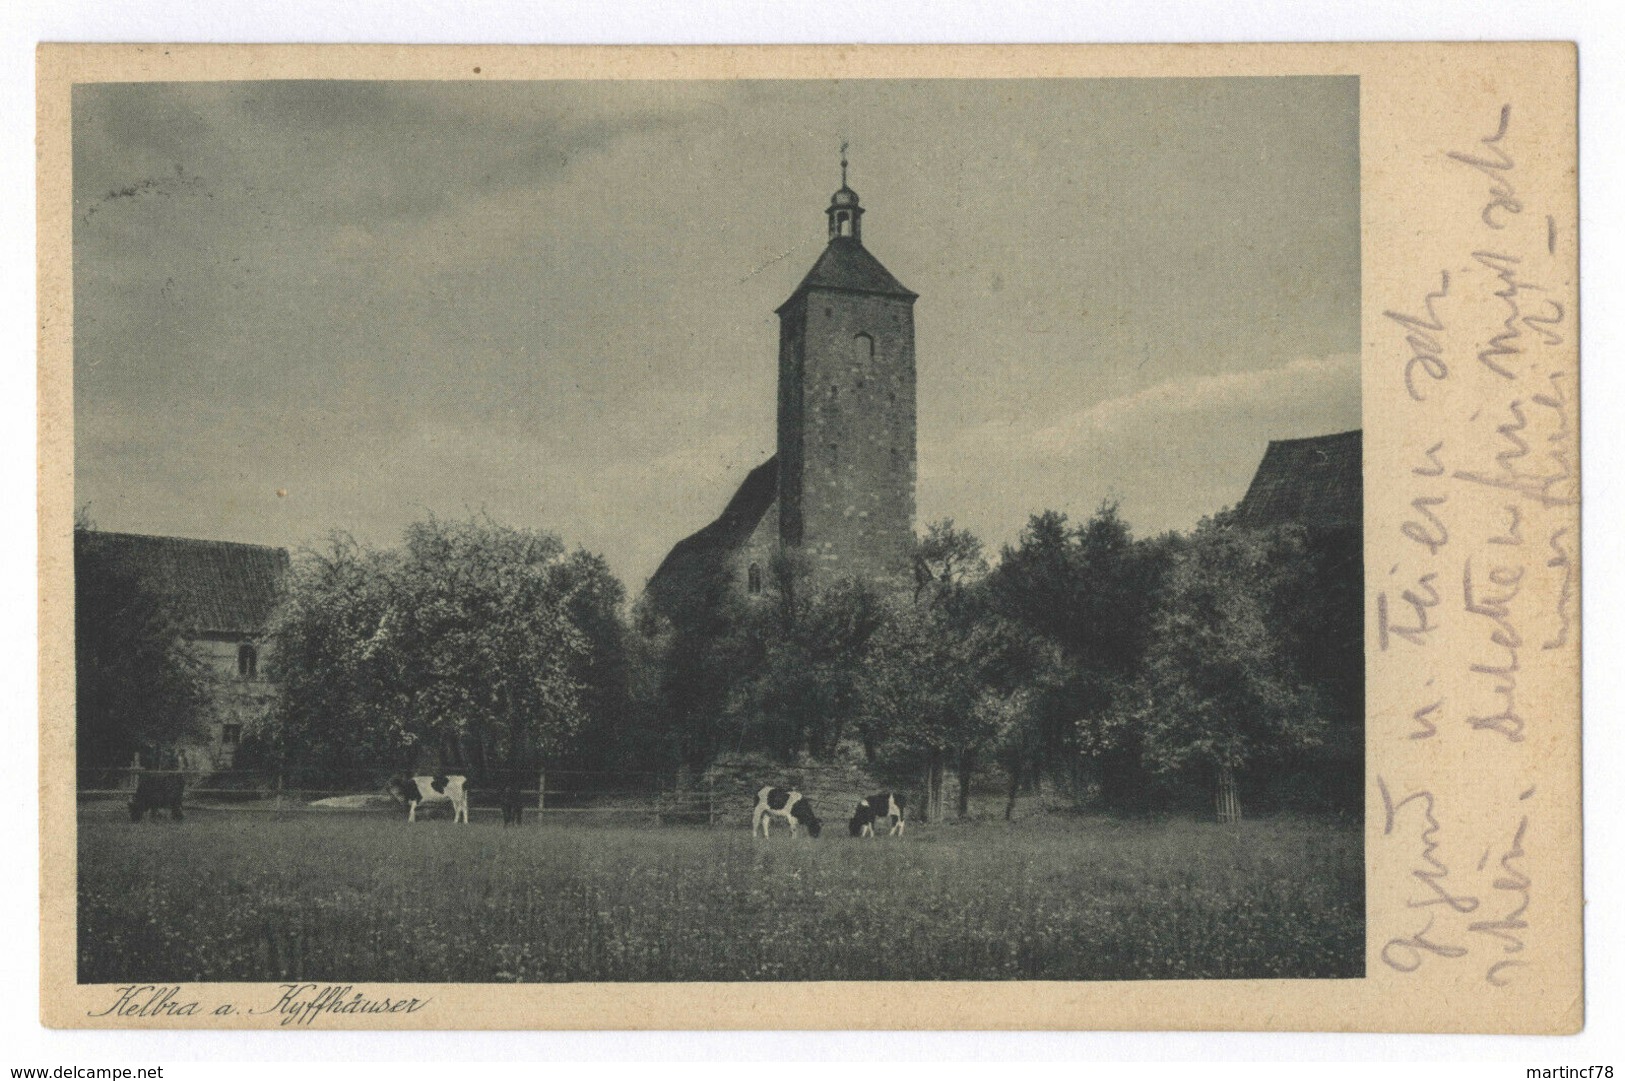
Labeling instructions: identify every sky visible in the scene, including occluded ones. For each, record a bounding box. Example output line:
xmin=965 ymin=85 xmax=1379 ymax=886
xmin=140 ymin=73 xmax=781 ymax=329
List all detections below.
xmin=72 ymin=77 xmax=1359 ymax=595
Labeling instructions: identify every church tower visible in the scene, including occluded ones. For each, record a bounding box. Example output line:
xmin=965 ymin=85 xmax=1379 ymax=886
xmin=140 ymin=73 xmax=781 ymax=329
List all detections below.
xmin=644 ymin=153 xmax=920 ymax=615
xmin=774 ymin=153 xmax=918 ymax=583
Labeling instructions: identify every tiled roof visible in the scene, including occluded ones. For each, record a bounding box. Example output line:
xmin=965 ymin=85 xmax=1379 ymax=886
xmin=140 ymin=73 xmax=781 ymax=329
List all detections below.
xmin=645 ymin=457 xmax=778 ymax=612
xmin=777 ymin=238 xmax=916 ymax=311
xmin=79 ymin=531 xmax=290 ymax=635
xmin=1236 ymin=430 xmax=1362 ymax=530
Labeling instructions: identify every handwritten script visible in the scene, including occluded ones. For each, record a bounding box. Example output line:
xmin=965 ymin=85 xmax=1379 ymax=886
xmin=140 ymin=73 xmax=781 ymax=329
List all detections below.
xmin=1376 ymin=103 xmax=1574 ymax=987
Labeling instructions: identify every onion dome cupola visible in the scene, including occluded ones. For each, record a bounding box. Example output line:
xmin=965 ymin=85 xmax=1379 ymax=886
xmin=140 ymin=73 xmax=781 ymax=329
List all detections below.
xmin=827 ymin=147 xmax=865 ymax=242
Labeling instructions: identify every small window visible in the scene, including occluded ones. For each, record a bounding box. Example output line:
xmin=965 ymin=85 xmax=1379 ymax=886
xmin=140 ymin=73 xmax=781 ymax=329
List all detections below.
xmin=747 ymin=562 xmax=763 ymax=595
xmin=854 ymin=332 xmax=875 ymax=360
xmin=221 ymin=723 xmax=242 ymax=746
xmin=237 ymin=643 xmax=258 ymax=679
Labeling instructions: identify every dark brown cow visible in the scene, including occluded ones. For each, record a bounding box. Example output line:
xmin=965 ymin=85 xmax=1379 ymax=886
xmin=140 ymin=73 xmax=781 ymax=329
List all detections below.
xmin=500 ymin=781 xmax=526 ymax=826
xmin=128 ymin=773 xmax=184 ymax=821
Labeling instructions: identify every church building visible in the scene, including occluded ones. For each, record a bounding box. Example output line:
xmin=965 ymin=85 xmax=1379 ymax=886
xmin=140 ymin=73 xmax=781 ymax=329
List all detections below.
xmin=646 ymin=160 xmax=919 ymax=613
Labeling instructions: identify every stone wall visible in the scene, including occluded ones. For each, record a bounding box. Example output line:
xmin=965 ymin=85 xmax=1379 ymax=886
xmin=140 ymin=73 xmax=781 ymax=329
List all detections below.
xmin=776 ymin=287 xmax=917 ymax=585
xmin=188 ymin=633 xmax=278 ymax=768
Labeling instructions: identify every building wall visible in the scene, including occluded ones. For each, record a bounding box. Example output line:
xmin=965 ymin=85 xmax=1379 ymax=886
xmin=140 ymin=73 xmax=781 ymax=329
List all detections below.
xmin=735 ymin=496 xmax=780 ymax=599
xmin=186 ymin=634 xmax=277 ymax=768
xmin=777 ymin=288 xmax=917 ymax=583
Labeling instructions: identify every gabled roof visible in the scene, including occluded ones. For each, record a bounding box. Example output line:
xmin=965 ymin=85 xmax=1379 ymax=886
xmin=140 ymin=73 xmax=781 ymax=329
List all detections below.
xmin=1236 ymin=429 xmax=1362 ymax=530
xmin=645 ymin=457 xmax=778 ymax=614
xmin=79 ymin=531 xmax=290 ymax=635
xmin=777 ymin=238 xmax=917 ymax=312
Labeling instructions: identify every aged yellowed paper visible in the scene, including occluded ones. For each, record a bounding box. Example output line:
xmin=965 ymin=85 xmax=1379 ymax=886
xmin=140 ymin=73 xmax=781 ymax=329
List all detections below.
xmin=38 ymin=42 xmax=1579 ymax=1032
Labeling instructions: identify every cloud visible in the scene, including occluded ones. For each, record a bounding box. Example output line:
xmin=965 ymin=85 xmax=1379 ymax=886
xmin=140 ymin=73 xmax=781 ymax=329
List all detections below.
xmin=933 ymin=353 xmax=1359 ymax=470
xmin=71 ymin=79 xmax=1358 ymax=596
xmin=73 ymin=81 xmax=733 ymax=235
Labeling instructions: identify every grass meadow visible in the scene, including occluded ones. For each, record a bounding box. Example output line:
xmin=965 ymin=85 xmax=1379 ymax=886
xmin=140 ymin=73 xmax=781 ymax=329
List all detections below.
xmin=78 ymin=805 xmax=1363 ymax=982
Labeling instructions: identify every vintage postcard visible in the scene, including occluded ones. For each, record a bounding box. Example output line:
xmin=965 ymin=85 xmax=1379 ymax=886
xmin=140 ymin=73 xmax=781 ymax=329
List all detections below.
xmin=37 ymin=43 xmax=1579 ymax=1032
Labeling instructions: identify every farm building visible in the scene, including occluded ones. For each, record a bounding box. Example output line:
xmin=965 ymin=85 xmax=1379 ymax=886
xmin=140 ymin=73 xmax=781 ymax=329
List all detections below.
xmin=1235 ymin=429 xmax=1364 ymax=810
xmin=1236 ymin=428 xmax=1362 ymax=531
xmin=646 ymin=162 xmax=918 ymax=619
xmin=80 ymin=530 xmax=289 ymax=768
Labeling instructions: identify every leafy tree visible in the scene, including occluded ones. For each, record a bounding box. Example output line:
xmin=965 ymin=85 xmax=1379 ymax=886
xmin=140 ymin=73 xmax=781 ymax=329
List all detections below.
xmin=1125 ymin=512 xmax=1327 ymax=819
xmin=551 ymin=549 xmax=638 ymax=773
xmin=641 ymin=568 xmax=764 ymax=771
xmin=730 ymin=561 xmax=888 ymax=761
xmin=266 ymin=516 xmax=593 ymax=780
xmin=75 ymin=525 xmax=216 ymax=769
xmin=856 ymin=591 xmax=1026 ymax=820
xmin=985 ymin=503 xmax=1173 ymax=807
xmin=913 ymin=518 xmax=989 ymax=602
xmin=857 ymin=603 xmax=977 ymax=820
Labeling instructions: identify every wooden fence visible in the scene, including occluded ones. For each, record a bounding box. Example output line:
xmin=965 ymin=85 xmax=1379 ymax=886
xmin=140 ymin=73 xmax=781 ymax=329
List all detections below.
xmin=77 ymin=767 xmax=732 ymax=826
xmin=77 ymin=765 xmax=1000 ymax=827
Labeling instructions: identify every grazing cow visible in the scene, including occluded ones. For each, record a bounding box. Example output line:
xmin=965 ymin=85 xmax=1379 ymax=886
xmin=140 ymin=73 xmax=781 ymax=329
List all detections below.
xmin=751 ymin=785 xmax=822 ymax=838
xmin=500 ymin=781 xmax=526 ymax=827
xmin=387 ymin=774 xmax=470 ymax=823
xmin=849 ymin=791 xmax=905 ymax=837
xmin=128 ymin=773 xmax=184 ymax=822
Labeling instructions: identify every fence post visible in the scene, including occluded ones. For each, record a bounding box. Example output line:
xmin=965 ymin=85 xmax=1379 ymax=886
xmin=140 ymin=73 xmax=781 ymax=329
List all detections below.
xmin=274 ymin=769 xmax=285 ymax=816
xmin=707 ymin=775 xmax=716 ymax=829
xmin=1216 ymin=764 xmax=1240 ymax=825
xmin=536 ymin=768 xmax=545 ymax=818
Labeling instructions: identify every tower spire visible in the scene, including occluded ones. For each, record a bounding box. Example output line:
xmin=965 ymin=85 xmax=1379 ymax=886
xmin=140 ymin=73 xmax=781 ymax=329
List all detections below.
xmin=827 ymin=144 xmax=863 ymax=243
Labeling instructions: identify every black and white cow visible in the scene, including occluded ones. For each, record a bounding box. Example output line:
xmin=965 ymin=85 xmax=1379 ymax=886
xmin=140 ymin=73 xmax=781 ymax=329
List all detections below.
xmin=128 ymin=773 xmax=184 ymax=822
xmin=387 ymin=774 xmax=470 ymax=823
xmin=848 ymin=791 xmax=905 ymax=838
xmin=751 ymin=785 xmax=822 ymax=838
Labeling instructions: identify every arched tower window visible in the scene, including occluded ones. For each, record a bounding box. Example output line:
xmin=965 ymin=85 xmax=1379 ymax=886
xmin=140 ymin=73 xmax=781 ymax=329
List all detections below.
xmin=747 ymin=562 xmax=763 ymax=595
xmin=854 ymin=332 xmax=875 ymax=361
xmin=237 ymin=643 xmax=258 ymax=679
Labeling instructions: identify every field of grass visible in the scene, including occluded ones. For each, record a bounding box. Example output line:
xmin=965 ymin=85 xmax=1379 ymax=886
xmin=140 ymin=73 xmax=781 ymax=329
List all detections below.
xmin=78 ymin=805 xmax=1363 ymax=982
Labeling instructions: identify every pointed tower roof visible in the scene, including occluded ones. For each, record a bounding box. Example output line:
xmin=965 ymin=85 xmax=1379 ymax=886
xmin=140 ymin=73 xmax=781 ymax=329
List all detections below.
xmin=778 ymin=238 xmax=918 ymax=310
xmin=777 ymin=151 xmax=916 ymax=312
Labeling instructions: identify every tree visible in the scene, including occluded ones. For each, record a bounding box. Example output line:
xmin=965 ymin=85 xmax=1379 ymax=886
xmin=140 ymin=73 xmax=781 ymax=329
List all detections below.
xmin=1126 ymin=512 xmax=1327 ymax=820
xmin=551 ymin=549 xmax=637 ymax=773
xmin=856 ymin=592 xmax=1024 ymax=821
xmin=913 ymin=518 xmax=988 ymax=603
xmin=266 ymin=516 xmax=594 ymax=779
xmin=730 ymin=562 xmax=888 ymax=761
xmin=641 ymin=564 xmax=764 ymax=771
xmin=985 ymin=503 xmax=1173 ymax=808
xmin=75 ymin=525 xmax=216 ymax=769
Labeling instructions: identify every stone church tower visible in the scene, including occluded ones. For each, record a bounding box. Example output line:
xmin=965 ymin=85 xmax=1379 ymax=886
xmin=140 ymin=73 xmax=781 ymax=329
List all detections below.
xmin=774 ymin=164 xmax=918 ymax=582
xmin=646 ymin=158 xmax=918 ymax=610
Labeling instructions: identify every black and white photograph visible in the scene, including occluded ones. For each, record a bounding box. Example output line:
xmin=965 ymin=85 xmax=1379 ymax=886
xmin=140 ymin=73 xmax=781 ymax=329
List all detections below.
xmin=69 ymin=74 xmax=1367 ymax=987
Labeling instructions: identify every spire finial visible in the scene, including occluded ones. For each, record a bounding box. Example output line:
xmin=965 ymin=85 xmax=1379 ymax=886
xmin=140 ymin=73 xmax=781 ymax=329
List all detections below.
xmin=840 ymin=140 xmax=849 ymax=187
